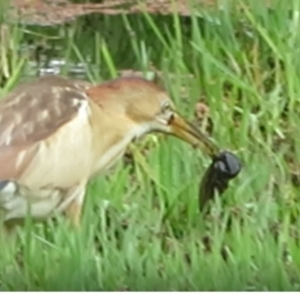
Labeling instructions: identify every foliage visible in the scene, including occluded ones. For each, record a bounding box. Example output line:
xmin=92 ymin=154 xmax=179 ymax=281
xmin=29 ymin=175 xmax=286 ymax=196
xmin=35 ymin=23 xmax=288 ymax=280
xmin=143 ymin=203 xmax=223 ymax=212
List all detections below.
xmin=0 ymin=0 xmax=300 ymax=291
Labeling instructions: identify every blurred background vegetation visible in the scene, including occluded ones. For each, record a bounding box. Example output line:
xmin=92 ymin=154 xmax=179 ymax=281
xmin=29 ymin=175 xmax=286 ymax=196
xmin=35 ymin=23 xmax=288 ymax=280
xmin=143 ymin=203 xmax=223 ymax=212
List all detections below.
xmin=1 ymin=0 xmax=300 ymax=291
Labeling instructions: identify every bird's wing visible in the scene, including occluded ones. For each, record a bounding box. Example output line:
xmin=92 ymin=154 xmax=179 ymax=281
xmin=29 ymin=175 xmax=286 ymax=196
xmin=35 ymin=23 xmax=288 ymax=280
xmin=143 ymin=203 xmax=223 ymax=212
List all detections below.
xmin=0 ymin=75 xmax=93 ymax=180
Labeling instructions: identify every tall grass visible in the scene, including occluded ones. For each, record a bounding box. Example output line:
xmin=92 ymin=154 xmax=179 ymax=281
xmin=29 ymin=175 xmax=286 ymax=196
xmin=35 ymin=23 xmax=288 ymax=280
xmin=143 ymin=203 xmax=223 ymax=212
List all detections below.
xmin=1 ymin=0 xmax=300 ymax=291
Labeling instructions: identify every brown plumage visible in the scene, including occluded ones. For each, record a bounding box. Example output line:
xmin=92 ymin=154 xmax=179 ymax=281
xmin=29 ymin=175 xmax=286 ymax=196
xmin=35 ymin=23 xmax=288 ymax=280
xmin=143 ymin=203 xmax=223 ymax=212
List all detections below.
xmin=0 ymin=75 xmax=218 ymax=229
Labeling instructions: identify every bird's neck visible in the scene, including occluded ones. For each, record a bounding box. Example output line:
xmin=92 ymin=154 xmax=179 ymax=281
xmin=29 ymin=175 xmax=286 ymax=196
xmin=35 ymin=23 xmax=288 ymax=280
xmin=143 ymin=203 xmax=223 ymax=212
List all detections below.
xmin=90 ymin=112 xmax=151 ymax=176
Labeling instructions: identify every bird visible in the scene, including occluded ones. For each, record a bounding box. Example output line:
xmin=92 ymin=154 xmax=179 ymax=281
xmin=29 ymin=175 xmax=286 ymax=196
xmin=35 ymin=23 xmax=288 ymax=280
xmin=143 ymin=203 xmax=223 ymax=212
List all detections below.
xmin=0 ymin=74 xmax=220 ymax=231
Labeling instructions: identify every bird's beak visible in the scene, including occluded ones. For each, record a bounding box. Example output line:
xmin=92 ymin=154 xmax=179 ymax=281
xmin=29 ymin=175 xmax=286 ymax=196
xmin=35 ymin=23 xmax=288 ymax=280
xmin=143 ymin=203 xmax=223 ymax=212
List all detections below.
xmin=168 ymin=113 xmax=219 ymax=157
xmin=168 ymin=113 xmax=242 ymax=212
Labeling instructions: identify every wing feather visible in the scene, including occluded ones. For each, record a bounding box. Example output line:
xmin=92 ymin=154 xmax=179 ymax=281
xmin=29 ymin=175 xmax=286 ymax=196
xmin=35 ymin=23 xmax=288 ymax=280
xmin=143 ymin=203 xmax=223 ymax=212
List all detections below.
xmin=0 ymin=75 xmax=93 ymax=180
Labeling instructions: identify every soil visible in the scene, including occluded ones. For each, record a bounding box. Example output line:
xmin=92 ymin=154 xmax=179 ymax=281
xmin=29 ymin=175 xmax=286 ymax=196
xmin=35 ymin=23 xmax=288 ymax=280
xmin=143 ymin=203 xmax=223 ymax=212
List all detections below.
xmin=8 ymin=0 xmax=230 ymax=26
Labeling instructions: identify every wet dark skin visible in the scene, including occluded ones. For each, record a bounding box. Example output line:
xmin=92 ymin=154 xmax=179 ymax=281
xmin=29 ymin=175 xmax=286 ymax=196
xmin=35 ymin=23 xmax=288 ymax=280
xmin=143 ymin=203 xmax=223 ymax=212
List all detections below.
xmin=199 ymin=151 xmax=242 ymax=212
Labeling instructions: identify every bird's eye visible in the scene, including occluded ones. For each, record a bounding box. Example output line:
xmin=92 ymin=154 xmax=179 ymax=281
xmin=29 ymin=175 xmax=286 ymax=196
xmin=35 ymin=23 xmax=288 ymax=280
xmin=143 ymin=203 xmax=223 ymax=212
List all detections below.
xmin=161 ymin=101 xmax=171 ymax=113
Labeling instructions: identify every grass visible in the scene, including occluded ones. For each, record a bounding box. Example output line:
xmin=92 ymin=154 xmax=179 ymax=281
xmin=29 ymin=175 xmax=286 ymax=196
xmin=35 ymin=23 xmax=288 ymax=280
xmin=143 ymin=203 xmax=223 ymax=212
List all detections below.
xmin=1 ymin=0 xmax=300 ymax=291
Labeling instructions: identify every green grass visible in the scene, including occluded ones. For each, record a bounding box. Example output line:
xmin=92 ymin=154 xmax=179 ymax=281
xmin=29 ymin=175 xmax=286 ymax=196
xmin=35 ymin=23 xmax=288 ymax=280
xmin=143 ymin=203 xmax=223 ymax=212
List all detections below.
xmin=1 ymin=0 xmax=300 ymax=291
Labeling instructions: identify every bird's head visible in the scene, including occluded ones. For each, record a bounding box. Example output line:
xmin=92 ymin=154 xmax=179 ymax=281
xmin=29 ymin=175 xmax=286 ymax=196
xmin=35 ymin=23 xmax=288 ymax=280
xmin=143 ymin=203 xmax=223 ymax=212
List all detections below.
xmin=87 ymin=76 xmax=241 ymax=210
xmin=87 ymin=76 xmax=219 ymax=157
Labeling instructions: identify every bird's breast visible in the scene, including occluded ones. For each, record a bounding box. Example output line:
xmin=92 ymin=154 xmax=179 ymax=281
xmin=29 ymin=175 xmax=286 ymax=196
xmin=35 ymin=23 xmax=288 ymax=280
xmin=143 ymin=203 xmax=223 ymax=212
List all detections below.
xmin=90 ymin=133 xmax=132 ymax=177
xmin=18 ymin=105 xmax=95 ymax=189
xmin=16 ymin=103 xmax=150 ymax=189
xmin=90 ymin=122 xmax=151 ymax=177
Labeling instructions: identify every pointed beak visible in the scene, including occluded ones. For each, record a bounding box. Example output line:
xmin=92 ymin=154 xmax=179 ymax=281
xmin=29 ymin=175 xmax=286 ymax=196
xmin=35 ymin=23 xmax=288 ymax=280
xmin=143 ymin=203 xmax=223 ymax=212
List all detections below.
xmin=168 ymin=113 xmax=219 ymax=157
xmin=163 ymin=112 xmax=242 ymax=212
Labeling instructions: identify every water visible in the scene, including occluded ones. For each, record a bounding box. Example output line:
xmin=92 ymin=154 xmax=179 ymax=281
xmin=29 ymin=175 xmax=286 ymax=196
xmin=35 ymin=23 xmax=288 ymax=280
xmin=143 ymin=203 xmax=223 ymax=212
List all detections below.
xmin=0 ymin=8 xmax=233 ymax=92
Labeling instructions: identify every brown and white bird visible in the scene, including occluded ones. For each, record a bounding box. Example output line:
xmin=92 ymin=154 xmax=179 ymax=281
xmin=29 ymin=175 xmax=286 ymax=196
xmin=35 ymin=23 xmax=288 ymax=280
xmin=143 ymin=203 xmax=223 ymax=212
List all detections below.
xmin=0 ymin=75 xmax=219 ymax=230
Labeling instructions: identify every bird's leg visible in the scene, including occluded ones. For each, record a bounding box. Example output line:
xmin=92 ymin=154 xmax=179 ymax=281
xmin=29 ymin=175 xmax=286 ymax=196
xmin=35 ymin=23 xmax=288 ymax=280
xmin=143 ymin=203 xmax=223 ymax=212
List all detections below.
xmin=63 ymin=182 xmax=87 ymax=228
xmin=0 ymin=218 xmax=20 ymax=249
xmin=65 ymin=201 xmax=82 ymax=228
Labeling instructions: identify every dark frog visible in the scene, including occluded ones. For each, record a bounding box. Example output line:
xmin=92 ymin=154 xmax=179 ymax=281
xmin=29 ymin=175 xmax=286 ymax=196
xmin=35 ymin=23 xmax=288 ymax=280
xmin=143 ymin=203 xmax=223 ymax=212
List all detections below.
xmin=199 ymin=150 xmax=242 ymax=212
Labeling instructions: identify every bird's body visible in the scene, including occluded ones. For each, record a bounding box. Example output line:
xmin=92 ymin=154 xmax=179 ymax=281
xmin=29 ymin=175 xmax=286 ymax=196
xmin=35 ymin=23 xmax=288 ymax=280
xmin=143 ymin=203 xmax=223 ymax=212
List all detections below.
xmin=0 ymin=75 xmax=218 ymax=229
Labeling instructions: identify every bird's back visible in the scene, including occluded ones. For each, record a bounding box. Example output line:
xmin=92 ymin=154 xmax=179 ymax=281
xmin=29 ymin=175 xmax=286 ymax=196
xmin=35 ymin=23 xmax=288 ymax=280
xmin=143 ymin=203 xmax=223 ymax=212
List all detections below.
xmin=0 ymin=75 xmax=93 ymax=182
xmin=0 ymin=76 xmax=92 ymax=148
